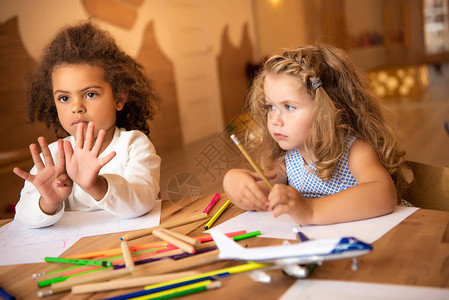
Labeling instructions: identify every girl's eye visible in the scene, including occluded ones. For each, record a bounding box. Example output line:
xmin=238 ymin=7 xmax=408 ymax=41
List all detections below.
xmin=58 ymin=96 xmax=69 ymax=103
xmin=285 ymin=104 xmax=295 ymax=111
xmin=86 ymin=92 xmax=98 ymax=99
xmin=265 ymin=104 xmax=275 ymax=111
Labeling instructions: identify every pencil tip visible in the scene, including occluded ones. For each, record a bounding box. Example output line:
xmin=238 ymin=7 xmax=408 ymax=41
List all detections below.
xmin=204 ymin=226 xmax=209 ymax=230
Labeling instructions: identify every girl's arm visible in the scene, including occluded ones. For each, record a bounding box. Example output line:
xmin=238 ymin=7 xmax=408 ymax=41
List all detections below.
xmin=223 ymin=161 xmax=287 ymax=211
xmin=268 ymin=140 xmax=397 ymax=225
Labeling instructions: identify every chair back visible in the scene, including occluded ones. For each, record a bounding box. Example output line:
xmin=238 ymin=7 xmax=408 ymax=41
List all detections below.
xmin=403 ymin=161 xmax=449 ymax=211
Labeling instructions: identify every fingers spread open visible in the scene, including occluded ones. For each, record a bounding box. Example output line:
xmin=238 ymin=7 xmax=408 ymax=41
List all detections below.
xmin=98 ymin=151 xmax=116 ymax=168
xmin=29 ymin=143 xmax=44 ymax=170
xmin=75 ymin=122 xmax=85 ymax=149
xmin=63 ymin=140 xmax=74 ymax=162
xmin=13 ymin=167 xmax=33 ymax=182
xmin=84 ymin=122 xmax=95 ymax=150
xmin=92 ymin=128 xmax=105 ymax=156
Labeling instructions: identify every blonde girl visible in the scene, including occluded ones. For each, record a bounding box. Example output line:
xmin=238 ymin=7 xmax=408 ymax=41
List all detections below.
xmin=223 ymin=44 xmax=406 ymax=225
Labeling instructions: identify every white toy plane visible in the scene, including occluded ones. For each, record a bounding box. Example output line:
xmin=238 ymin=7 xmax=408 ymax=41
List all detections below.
xmin=209 ymin=230 xmax=372 ymax=282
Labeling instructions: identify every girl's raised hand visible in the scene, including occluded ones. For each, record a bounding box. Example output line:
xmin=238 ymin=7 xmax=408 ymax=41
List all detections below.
xmin=64 ymin=122 xmax=116 ymax=200
xmin=268 ymin=184 xmax=312 ymax=225
xmin=13 ymin=138 xmax=72 ymax=214
xmin=223 ymin=169 xmax=275 ymax=211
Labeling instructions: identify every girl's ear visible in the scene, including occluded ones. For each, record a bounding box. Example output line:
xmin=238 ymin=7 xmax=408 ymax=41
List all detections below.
xmin=115 ymin=93 xmax=127 ymax=111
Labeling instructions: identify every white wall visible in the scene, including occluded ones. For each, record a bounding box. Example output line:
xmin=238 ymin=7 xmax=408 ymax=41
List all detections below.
xmin=0 ymin=0 xmax=257 ymax=145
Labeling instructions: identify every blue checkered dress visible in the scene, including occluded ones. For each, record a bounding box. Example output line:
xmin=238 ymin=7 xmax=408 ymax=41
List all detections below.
xmin=286 ymin=136 xmax=358 ymax=198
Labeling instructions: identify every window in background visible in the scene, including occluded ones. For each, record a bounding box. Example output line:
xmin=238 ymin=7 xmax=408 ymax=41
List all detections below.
xmin=424 ymin=0 xmax=449 ymax=55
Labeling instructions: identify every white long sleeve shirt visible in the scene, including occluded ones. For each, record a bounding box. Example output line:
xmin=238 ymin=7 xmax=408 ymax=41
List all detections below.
xmin=14 ymin=127 xmax=161 ymax=228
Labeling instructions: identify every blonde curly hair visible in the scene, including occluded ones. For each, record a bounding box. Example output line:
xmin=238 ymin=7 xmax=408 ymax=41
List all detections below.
xmin=244 ymin=44 xmax=407 ymax=195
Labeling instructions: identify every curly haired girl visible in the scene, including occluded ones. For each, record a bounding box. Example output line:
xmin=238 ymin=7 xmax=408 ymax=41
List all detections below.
xmin=13 ymin=22 xmax=161 ymax=228
xmin=224 ymin=44 xmax=407 ymax=225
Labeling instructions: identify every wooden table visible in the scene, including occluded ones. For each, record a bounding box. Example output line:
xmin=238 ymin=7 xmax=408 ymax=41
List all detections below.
xmin=1 ymin=195 xmax=448 ymax=299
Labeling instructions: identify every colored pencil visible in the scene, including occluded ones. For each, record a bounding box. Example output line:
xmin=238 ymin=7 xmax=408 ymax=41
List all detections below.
xmin=145 ymin=281 xmax=221 ymax=300
xmin=108 ymin=262 xmax=267 ymax=300
xmin=71 ymin=271 xmax=199 ymax=294
xmin=230 ymin=134 xmax=273 ymax=189
xmin=0 ymin=287 xmax=16 ymax=300
xmin=204 ymin=200 xmax=231 ymax=230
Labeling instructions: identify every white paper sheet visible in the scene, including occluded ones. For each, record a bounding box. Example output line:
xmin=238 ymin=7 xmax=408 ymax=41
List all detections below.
xmin=207 ymin=206 xmax=418 ymax=243
xmin=0 ymin=238 xmax=79 ymax=266
xmin=280 ymin=279 xmax=449 ymax=300
xmin=0 ymin=200 xmax=161 ymax=266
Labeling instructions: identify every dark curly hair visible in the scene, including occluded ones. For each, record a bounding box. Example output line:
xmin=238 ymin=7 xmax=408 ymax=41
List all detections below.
xmin=26 ymin=21 xmax=159 ymax=137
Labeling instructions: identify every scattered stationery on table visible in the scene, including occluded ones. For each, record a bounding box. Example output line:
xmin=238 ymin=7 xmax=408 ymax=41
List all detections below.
xmin=207 ymin=206 xmax=419 ymax=243
xmin=0 ymin=200 xmax=162 ymax=266
xmin=279 ymin=279 xmax=449 ymax=300
xmin=32 ymin=230 xmax=260 ymax=298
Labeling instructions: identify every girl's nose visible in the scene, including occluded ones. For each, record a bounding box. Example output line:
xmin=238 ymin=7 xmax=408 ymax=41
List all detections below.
xmin=271 ymin=111 xmax=283 ymax=127
xmin=71 ymin=100 xmax=86 ymax=114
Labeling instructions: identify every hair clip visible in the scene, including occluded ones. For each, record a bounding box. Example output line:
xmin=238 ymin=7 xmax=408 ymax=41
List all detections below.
xmin=312 ymin=77 xmax=322 ymax=90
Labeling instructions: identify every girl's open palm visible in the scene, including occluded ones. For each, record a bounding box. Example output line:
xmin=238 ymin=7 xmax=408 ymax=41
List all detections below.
xmin=13 ymin=137 xmax=72 ymax=214
xmin=64 ymin=122 xmax=115 ymax=193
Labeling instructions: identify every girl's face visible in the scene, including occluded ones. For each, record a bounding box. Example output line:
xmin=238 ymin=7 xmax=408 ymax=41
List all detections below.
xmin=264 ymin=73 xmax=315 ymax=158
xmin=52 ymin=63 xmax=124 ymax=148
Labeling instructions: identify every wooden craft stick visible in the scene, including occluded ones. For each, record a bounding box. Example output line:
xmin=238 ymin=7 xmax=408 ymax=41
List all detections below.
xmin=71 ymin=271 xmax=199 ymax=294
xmin=37 ymin=268 xmax=132 ymax=297
xmin=120 ymin=241 xmax=135 ymax=271
xmin=157 ymin=228 xmax=201 ymax=247
xmin=121 ymin=213 xmax=209 ymax=241
xmin=153 ymin=229 xmax=196 ymax=254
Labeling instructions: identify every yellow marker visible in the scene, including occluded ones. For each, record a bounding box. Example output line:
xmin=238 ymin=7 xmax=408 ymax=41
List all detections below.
xmin=204 ymin=200 xmax=231 ymax=230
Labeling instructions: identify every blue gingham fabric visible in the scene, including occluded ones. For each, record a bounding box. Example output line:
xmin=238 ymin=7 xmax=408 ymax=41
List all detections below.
xmin=285 ymin=136 xmax=358 ymax=198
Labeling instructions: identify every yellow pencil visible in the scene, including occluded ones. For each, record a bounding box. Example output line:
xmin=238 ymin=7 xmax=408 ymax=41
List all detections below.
xmin=230 ymin=134 xmax=273 ymax=189
xmin=204 ymin=200 xmax=231 ymax=230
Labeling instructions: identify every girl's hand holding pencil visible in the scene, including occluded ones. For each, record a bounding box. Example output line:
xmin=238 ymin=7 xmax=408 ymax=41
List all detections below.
xmin=223 ymin=168 xmax=275 ymax=211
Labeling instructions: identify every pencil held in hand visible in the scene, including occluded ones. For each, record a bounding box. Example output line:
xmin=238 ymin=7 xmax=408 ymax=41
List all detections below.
xmin=230 ymin=134 xmax=273 ymax=189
